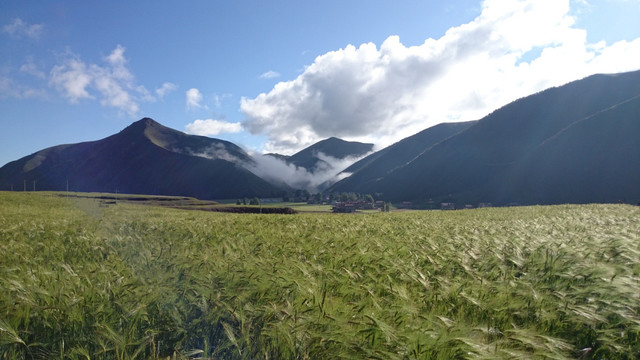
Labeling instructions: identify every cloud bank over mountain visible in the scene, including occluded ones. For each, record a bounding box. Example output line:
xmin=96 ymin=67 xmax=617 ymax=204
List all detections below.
xmin=240 ymin=0 xmax=640 ymax=155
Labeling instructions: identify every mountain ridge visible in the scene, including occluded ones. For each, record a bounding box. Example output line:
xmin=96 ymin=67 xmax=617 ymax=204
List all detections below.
xmin=0 ymin=118 xmax=280 ymax=199
xmin=333 ymin=70 xmax=640 ymax=205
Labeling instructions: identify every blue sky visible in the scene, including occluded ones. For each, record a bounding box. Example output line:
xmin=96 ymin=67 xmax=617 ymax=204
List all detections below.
xmin=1 ymin=0 xmax=639 ymax=167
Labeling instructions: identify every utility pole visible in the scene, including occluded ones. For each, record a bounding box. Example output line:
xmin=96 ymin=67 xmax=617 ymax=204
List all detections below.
xmin=23 ymin=180 xmax=26 ymax=192
xmin=33 ymin=180 xmax=36 ymax=192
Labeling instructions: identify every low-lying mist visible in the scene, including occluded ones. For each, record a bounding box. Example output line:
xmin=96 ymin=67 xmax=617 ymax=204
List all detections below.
xmin=178 ymin=143 xmax=369 ymax=193
xmin=246 ymin=151 xmax=369 ymax=193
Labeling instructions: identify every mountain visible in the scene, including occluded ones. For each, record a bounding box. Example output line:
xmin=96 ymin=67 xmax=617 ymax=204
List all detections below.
xmin=0 ymin=118 xmax=282 ymax=199
xmin=332 ymin=70 xmax=640 ymax=206
xmin=331 ymin=121 xmax=477 ymax=191
xmin=284 ymin=137 xmax=374 ymax=172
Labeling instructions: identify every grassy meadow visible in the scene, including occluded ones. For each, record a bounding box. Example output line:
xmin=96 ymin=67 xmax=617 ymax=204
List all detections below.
xmin=1 ymin=192 xmax=639 ymax=359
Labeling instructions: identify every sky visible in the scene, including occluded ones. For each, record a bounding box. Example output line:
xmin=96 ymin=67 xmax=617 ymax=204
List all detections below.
xmin=1 ymin=0 xmax=639 ymax=167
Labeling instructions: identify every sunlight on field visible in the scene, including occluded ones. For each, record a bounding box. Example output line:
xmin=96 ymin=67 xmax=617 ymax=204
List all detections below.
xmin=1 ymin=192 xmax=639 ymax=359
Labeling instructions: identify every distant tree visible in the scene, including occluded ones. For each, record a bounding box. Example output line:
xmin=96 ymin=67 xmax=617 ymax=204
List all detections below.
xmin=250 ymin=197 xmax=260 ymax=205
xmin=243 ymin=197 xmax=248 ymax=205
xmin=236 ymin=199 xmax=242 ymax=205
xmin=364 ymin=194 xmax=374 ymax=204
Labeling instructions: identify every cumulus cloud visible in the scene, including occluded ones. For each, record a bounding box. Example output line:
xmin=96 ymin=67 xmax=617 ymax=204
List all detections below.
xmin=185 ymin=119 xmax=243 ymax=136
xmin=3 ymin=18 xmax=43 ymax=39
xmin=259 ymin=70 xmax=281 ymax=79
xmin=49 ymin=45 xmax=155 ymax=115
xmin=185 ymin=88 xmax=204 ymax=110
xmin=241 ymin=0 xmax=640 ymax=155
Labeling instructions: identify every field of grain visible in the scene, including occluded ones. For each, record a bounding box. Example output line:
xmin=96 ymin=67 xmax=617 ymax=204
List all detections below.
xmin=1 ymin=192 xmax=639 ymax=359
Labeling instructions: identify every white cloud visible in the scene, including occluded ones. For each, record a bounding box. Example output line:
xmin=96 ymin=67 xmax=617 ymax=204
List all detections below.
xmin=185 ymin=88 xmax=204 ymax=110
xmin=20 ymin=59 xmax=46 ymax=79
xmin=3 ymin=18 xmax=43 ymax=39
xmin=0 ymin=76 xmax=47 ymax=99
xmin=50 ymin=58 xmax=94 ymax=102
xmin=211 ymin=93 xmax=232 ymax=108
xmin=49 ymin=45 xmax=157 ymax=115
xmin=259 ymin=70 xmax=281 ymax=79
xmin=185 ymin=119 xmax=243 ymax=136
xmin=241 ymin=0 xmax=640 ymax=155
xmin=105 ymin=44 xmax=126 ymax=66
xmin=155 ymin=82 xmax=177 ymax=98
xmin=181 ymin=143 xmax=244 ymax=163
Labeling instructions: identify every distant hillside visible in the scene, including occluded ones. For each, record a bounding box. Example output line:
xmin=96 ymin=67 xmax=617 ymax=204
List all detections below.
xmin=334 ymin=70 xmax=640 ymax=205
xmin=263 ymin=153 xmax=290 ymax=162
xmin=0 ymin=118 xmax=282 ymax=199
xmin=330 ymin=121 xmax=476 ymax=192
xmin=286 ymin=137 xmax=374 ymax=172
xmin=508 ymin=94 xmax=640 ymax=204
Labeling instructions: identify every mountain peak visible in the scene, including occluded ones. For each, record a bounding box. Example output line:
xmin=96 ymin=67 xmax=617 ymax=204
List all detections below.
xmin=286 ymin=137 xmax=374 ymax=171
xmin=119 ymin=117 xmax=163 ymax=136
xmin=139 ymin=117 xmax=157 ymax=125
xmin=128 ymin=117 xmax=159 ymax=127
xmin=310 ymin=137 xmax=374 ymax=158
xmin=317 ymin=137 xmax=358 ymax=146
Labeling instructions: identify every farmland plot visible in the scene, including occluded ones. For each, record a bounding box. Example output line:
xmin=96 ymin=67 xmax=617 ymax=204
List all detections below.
xmin=1 ymin=192 xmax=639 ymax=359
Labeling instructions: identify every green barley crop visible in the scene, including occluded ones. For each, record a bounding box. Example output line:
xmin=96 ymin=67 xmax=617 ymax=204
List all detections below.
xmin=1 ymin=192 xmax=639 ymax=359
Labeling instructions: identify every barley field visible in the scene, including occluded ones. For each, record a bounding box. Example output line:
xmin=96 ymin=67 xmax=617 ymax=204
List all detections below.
xmin=1 ymin=192 xmax=639 ymax=359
